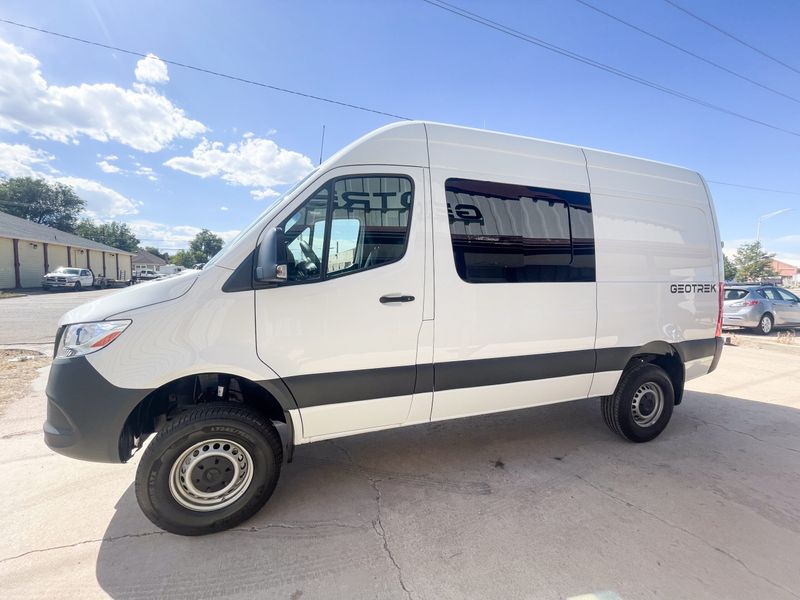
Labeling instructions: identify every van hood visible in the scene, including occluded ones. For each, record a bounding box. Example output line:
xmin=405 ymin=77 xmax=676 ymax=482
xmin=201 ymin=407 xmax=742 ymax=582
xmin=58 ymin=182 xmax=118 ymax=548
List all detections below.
xmin=58 ymin=270 xmax=200 ymax=326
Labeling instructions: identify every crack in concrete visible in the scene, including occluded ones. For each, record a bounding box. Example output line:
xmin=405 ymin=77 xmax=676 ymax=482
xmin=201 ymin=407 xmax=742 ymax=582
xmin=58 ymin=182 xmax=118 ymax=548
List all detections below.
xmin=575 ymin=474 xmax=800 ymax=599
xmin=328 ymin=439 xmax=357 ymax=466
xmin=0 ymin=530 xmax=166 ymax=564
xmin=369 ymin=477 xmax=413 ymax=600
xmin=689 ymin=416 xmax=800 ymax=455
xmin=0 ymin=429 xmax=40 ymax=440
xmin=232 ymin=521 xmax=365 ymax=533
xmin=0 ymin=521 xmax=365 ymax=565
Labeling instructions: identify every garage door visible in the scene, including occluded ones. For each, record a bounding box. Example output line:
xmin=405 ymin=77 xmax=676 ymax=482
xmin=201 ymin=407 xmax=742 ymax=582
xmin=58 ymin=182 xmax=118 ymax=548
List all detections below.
xmin=89 ymin=250 xmax=104 ymax=277
xmin=18 ymin=240 xmax=45 ymax=288
xmin=0 ymin=237 xmax=15 ymax=289
xmin=48 ymin=244 xmax=69 ymax=272
xmin=118 ymin=255 xmax=132 ymax=280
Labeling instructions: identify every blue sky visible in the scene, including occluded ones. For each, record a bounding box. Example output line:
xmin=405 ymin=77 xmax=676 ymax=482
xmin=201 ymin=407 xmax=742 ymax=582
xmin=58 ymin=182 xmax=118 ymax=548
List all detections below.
xmin=0 ymin=0 xmax=798 ymax=262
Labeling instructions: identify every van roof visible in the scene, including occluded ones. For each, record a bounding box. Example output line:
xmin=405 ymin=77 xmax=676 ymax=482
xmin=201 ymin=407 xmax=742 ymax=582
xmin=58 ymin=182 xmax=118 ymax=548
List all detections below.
xmin=325 ymin=120 xmax=700 ymax=177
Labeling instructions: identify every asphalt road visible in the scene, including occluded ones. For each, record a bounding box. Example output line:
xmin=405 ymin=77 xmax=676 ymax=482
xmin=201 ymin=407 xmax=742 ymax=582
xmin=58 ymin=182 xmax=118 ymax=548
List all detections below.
xmin=1 ymin=344 xmax=799 ymax=599
xmin=0 ymin=288 xmax=119 ymax=344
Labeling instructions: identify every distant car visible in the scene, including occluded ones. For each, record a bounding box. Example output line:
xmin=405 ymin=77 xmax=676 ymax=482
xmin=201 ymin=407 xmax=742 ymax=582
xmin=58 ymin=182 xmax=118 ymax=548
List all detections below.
xmin=134 ymin=269 xmax=163 ymax=282
xmin=723 ymin=284 xmax=800 ymax=334
xmin=192 ymin=263 xmax=205 ymax=270
xmin=42 ymin=267 xmax=94 ymax=291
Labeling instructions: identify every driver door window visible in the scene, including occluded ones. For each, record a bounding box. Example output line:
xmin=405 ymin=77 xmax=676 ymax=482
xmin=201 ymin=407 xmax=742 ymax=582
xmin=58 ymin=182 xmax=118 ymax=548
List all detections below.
xmin=279 ymin=175 xmax=413 ymax=284
xmin=283 ymin=188 xmax=329 ymax=282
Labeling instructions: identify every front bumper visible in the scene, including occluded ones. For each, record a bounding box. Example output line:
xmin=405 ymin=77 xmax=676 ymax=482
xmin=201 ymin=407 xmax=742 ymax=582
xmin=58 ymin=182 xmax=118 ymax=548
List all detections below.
xmin=44 ymin=356 xmax=152 ymax=463
xmin=43 ymin=281 xmax=77 ymax=288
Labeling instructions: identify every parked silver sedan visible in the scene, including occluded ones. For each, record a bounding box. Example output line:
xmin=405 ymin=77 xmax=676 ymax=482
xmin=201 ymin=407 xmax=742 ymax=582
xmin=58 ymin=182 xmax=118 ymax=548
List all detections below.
xmin=723 ymin=285 xmax=800 ymax=334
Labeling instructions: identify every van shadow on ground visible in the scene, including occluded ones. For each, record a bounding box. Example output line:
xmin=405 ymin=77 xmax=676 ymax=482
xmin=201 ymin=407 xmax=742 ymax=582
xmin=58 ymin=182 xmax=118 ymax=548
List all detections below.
xmin=95 ymin=391 xmax=800 ymax=600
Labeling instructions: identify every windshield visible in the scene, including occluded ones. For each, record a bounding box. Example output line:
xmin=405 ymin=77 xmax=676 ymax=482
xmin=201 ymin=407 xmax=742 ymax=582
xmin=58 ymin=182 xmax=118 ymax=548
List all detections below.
xmin=204 ymin=169 xmax=319 ymax=269
xmin=55 ymin=267 xmax=80 ymax=275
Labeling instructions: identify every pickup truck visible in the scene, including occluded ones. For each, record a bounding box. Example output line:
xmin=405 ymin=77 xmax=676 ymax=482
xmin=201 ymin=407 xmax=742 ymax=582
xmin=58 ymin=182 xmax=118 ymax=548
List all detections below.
xmin=133 ymin=269 xmax=164 ymax=283
xmin=42 ymin=267 xmax=95 ymax=291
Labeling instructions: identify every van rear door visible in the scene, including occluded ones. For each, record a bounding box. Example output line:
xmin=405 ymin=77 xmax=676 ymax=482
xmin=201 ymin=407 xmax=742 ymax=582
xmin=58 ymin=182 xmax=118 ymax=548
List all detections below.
xmin=254 ymin=167 xmax=427 ymax=439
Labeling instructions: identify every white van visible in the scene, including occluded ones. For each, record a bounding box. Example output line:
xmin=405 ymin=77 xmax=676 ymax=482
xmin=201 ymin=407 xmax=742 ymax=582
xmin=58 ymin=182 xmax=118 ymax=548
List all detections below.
xmin=44 ymin=122 xmax=723 ymax=535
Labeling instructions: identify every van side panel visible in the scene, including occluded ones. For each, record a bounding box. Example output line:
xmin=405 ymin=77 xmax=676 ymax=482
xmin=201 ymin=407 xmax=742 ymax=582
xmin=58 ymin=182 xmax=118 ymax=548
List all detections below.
xmin=427 ymin=125 xmax=598 ymax=421
xmin=586 ymin=149 xmax=719 ymax=393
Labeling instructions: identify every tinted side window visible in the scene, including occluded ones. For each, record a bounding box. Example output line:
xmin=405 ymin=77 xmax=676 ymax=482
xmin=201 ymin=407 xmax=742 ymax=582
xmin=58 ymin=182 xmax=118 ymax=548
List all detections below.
xmin=762 ymin=288 xmax=780 ymax=301
xmin=724 ymin=289 xmax=748 ymax=300
xmin=778 ymin=288 xmax=799 ymax=302
xmin=445 ymin=178 xmax=595 ymax=283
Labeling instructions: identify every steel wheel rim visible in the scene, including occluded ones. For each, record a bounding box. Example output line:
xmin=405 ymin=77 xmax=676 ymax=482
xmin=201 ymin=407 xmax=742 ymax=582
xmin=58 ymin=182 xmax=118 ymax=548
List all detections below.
xmin=631 ymin=382 xmax=664 ymax=427
xmin=761 ymin=316 xmax=772 ymax=333
xmin=168 ymin=438 xmax=254 ymax=512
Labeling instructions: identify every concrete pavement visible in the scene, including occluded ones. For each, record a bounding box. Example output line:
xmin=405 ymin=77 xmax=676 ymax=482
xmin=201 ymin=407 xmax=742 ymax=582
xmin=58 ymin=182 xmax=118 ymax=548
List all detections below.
xmin=0 ymin=344 xmax=799 ymax=599
xmin=0 ymin=288 xmax=119 ymax=345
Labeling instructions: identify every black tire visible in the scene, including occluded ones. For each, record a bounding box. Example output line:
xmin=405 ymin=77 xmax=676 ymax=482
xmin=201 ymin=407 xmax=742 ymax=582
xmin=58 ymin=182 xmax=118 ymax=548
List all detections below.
xmin=754 ymin=313 xmax=773 ymax=335
xmin=74 ymin=282 xmax=81 ymax=292
xmin=135 ymin=404 xmax=283 ymax=536
xmin=601 ymin=362 xmax=674 ymax=443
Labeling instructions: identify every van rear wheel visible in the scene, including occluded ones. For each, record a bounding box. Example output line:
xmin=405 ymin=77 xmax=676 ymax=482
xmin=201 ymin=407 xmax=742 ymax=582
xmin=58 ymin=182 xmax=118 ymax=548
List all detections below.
xmin=134 ymin=404 xmax=282 ymax=536
xmin=601 ymin=363 xmax=674 ymax=443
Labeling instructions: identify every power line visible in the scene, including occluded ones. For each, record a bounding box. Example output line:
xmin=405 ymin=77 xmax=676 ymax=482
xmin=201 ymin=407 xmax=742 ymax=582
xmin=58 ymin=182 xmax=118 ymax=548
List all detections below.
xmin=0 ymin=18 xmax=412 ymax=121
xmin=573 ymin=0 xmax=800 ymax=105
xmin=662 ymin=0 xmax=800 ymax=77
xmin=706 ymin=180 xmax=800 ymax=197
xmin=420 ymin=0 xmax=800 ymax=138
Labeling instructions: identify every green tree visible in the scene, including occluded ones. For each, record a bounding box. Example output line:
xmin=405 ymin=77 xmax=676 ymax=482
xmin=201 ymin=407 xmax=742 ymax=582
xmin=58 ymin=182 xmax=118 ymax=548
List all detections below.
xmin=143 ymin=246 xmax=170 ymax=261
xmin=170 ymin=249 xmax=198 ymax=268
xmin=0 ymin=177 xmax=85 ymax=232
xmin=732 ymin=241 xmax=776 ymax=281
xmin=74 ymin=219 xmax=140 ymax=252
xmin=189 ymin=229 xmax=224 ymax=262
xmin=723 ymin=253 xmax=737 ymax=281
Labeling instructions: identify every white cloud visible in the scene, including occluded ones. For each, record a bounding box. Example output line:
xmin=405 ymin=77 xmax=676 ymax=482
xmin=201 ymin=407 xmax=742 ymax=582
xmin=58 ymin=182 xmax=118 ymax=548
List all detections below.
xmin=128 ymin=219 xmax=239 ymax=250
xmin=97 ymin=160 xmax=121 ymax=173
xmin=134 ymin=53 xmax=169 ymax=84
xmin=0 ymin=141 xmax=139 ymax=218
xmin=250 ymin=188 xmax=280 ymax=200
xmin=0 ymin=142 xmax=56 ymax=177
xmin=135 ymin=165 xmax=157 ymax=181
xmin=55 ymin=176 xmax=140 ymax=218
xmin=0 ymin=38 xmax=205 ymax=152
xmin=220 ymin=206 xmax=229 ymax=211
xmin=164 ymin=135 xmax=313 ymax=199
xmin=104 ymin=154 xmax=118 ymax=161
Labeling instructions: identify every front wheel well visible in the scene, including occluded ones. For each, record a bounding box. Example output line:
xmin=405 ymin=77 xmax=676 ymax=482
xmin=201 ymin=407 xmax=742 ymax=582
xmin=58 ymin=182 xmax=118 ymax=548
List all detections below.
xmin=119 ymin=373 xmax=290 ymax=462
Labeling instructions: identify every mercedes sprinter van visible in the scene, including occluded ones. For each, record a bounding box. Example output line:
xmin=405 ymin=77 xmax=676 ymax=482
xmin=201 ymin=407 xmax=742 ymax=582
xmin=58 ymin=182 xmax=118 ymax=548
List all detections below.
xmin=44 ymin=122 xmax=724 ymax=535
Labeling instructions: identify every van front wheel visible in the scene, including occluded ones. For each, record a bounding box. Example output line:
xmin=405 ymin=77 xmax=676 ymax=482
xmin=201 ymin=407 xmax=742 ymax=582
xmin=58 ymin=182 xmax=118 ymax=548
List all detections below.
xmin=134 ymin=404 xmax=282 ymax=536
xmin=601 ymin=363 xmax=674 ymax=443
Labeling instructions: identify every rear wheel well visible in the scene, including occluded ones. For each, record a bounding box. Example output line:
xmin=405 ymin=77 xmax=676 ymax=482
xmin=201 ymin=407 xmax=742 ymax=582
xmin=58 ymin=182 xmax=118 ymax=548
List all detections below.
xmin=119 ymin=373 xmax=289 ymax=462
xmin=624 ymin=350 xmax=684 ymax=406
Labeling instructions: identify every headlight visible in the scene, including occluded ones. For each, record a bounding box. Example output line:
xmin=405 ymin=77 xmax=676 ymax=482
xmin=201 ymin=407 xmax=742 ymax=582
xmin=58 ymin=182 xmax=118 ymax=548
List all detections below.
xmin=56 ymin=320 xmax=131 ymax=359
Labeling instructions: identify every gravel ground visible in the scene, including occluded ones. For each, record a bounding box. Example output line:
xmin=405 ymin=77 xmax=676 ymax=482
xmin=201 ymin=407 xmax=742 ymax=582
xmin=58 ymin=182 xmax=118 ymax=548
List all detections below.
xmin=0 ymin=349 xmax=50 ymax=415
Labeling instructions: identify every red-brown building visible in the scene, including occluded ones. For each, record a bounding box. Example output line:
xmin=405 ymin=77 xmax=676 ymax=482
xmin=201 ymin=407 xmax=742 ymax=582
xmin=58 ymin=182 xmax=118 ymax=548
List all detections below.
xmin=772 ymin=259 xmax=800 ymax=287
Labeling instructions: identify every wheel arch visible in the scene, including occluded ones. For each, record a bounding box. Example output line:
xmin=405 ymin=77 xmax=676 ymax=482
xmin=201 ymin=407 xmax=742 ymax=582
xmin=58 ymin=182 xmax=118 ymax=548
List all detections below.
xmin=620 ymin=341 xmax=685 ymax=406
xmin=119 ymin=372 xmax=297 ymax=463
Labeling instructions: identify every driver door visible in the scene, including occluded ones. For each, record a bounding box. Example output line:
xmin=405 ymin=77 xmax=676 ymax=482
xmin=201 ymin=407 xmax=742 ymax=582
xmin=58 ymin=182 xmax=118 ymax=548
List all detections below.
xmin=255 ymin=167 xmax=427 ymax=440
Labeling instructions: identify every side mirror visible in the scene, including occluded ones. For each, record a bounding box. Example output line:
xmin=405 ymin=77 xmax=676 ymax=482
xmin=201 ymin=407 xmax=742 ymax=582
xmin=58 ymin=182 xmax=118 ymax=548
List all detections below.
xmin=254 ymin=227 xmax=287 ymax=283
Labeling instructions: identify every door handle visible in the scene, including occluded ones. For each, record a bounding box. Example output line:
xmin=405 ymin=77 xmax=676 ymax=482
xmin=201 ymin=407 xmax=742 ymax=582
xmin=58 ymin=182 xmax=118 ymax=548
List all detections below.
xmin=379 ymin=294 xmax=415 ymax=304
